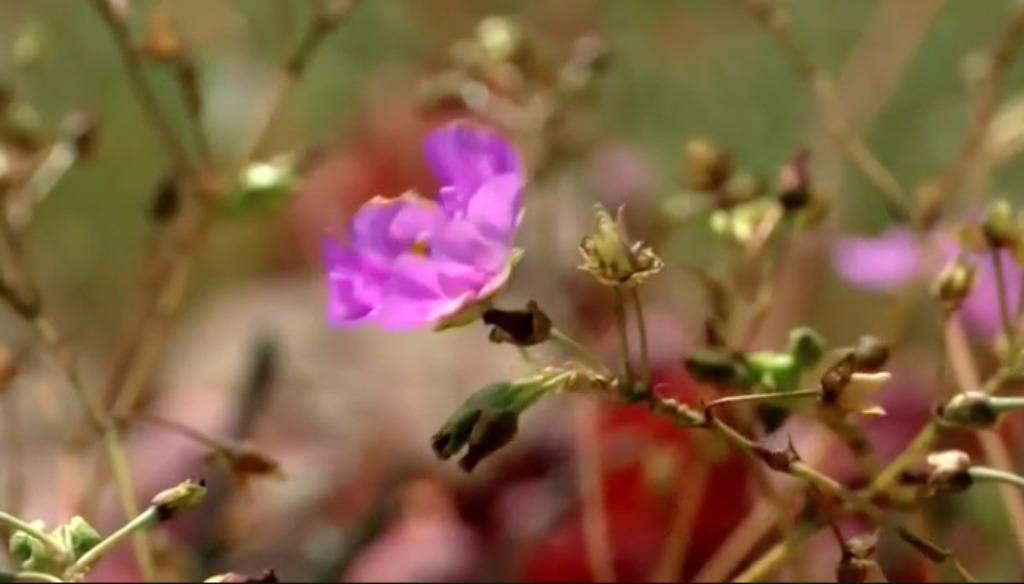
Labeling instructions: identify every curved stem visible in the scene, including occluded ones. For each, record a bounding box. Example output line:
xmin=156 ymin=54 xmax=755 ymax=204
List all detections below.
xmin=991 ymin=249 xmax=1017 ymax=350
xmin=67 ymin=507 xmax=158 ymax=579
xmin=12 ymin=572 xmax=63 ymax=583
xmin=629 ymin=288 xmax=651 ymax=384
xmin=612 ymin=288 xmax=634 ymax=385
xmin=704 ymin=388 xmax=821 ymax=415
xmin=31 ymin=316 xmax=156 ymax=580
xmin=573 ymin=401 xmax=615 ymax=582
xmin=0 ymin=511 xmax=67 ymax=564
xmin=970 ymin=465 xmax=1024 ymax=490
xmin=87 ymin=0 xmax=196 ymax=176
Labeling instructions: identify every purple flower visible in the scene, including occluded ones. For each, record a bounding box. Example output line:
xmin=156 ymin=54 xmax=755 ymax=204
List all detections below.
xmin=323 ymin=122 xmax=524 ymax=330
xmin=832 ymin=226 xmax=1021 ymax=336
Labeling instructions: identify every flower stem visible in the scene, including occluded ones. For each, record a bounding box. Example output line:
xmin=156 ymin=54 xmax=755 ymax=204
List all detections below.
xmin=969 ymin=465 xmax=1024 ymax=490
xmin=67 ymin=507 xmax=159 ymax=579
xmin=706 ymin=416 xmax=950 ymax=562
xmin=573 ymin=400 xmax=616 ymax=582
xmin=31 ymin=316 xmax=157 ymax=580
xmin=629 ymin=288 xmax=651 ymax=385
xmin=0 ymin=511 xmax=67 ymax=565
xmin=703 ymin=388 xmax=821 ymax=416
xmin=991 ymin=249 xmax=1017 ymax=351
xmin=989 ymin=396 xmax=1024 ymax=412
xmin=10 ymin=572 xmax=63 ymax=583
xmin=612 ymin=288 xmax=634 ymax=386
xmin=733 ymin=527 xmax=812 ymax=582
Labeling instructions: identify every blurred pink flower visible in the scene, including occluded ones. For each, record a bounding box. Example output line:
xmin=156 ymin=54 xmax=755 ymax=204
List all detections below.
xmin=345 ymin=479 xmax=480 ymax=582
xmin=323 ymin=122 xmax=524 ymax=329
xmin=832 ymin=227 xmax=925 ymax=292
xmin=832 ymin=226 xmax=1020 ymax=336
xmin=584 ymin=143 xmax=657 ymax=208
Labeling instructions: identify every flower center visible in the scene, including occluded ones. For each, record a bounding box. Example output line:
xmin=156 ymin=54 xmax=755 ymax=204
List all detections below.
xmin=410 ymin=237 xmax=431 ymax=257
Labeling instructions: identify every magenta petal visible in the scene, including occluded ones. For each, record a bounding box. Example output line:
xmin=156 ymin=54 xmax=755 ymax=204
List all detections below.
xmin=466 ymin=173 xmax=523 ymax=245
xmin=431 ymin=219 xmax=506 ymax=274
xmin=323 ymin=239 xmax=383 ymax=327
xmin=326 ymin=273 xmax=378 ymax=326
xmin=377 ymin=254 xmax=470 ymax=329
xmin=350 ymin=194 xmax=441 ymax=261
xmin=833 ymin=228 xmax=922 ymax=292
xmin=424 ymin=123 xmax=522 ymax=216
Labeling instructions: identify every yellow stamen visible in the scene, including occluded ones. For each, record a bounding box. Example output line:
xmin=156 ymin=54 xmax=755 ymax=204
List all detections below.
xmin=410 ymin=239 xmax=430 ymax=256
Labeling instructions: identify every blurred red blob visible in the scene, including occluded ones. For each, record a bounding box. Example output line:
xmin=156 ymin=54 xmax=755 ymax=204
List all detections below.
xmin=521 ymin=365 xmax=751 ymax=581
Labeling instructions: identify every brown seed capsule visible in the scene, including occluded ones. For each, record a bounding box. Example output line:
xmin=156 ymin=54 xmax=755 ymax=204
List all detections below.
xmin=483 ymin=300 xmax=552 ymax=347
xmin=983 ymin=199 xmax=1018 ymax=248
xmin=853 ymin=336 xmax=889 ymax=372
xmin=933 ymin=255 xmax=976 ymax=313
xmin=684 ymin=138 xmax=732 ymax=192
xmin=62 ymin=110 xmax=99 ymax=158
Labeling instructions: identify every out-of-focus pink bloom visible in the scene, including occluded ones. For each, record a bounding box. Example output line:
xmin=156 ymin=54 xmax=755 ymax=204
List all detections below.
xmin=345 ymin=479 xmax=480 ymax=582
xmin=584 ymin=144 xmax=657 ymax=208
xmin=322 ymin=122 xmax=524 ymax=329
xmin=832 ymin=227 xmax=924 ymax=292
xmin=832 ymin=226 xmax=1020 ymax=337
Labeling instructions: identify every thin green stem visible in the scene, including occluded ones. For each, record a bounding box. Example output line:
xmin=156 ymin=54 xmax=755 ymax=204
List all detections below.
xmin=990 ymin=395 xmax=1024 ymax=412
xmin=951 ymin=558 xmax=979 ymax=583
xmin=704 ymin=388 xmax=821 ymax=415
xmin=32 ymin=317 xmax=156 ymax=580
xmin=67 ymin=507 xmax=158 ymax=579
xmin=1016 ymin=268 xmax=1024 ymax=337
xmin=733 ymin=528 xmax=812 ymax=582
xmin=612 ymin=288 xmax=634 ymax=386
xmin=969 ymin=465 xmax=1024 ymax=490
xmin=549 ymin=328 xmax=608 ymax=374
xmin=11 ymin=572 xmax=63 ymax=583
xmin=629 ymin=288 xmax=651 ymax=384
xmin=0 ymin=511 xmax=67 ymax=564
xmin=707 ymin=416 xmax=949 ymax=562
xmin=991 ymin=249 xmax=1017 ymax=350
xmin=87 ymin=0 xmax=196 ymax=176
xmin=863 ymin=422 xmax=938 ymax=497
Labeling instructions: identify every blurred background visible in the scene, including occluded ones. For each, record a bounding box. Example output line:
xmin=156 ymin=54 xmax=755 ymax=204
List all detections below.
xmin=2 ymin=0 xmax=1024 ymax=581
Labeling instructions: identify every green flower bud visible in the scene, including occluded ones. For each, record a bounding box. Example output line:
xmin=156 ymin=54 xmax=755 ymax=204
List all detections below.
xmin=476 ymin=16 xmax=522 ymax=63
xmin=788 ymin=327 xmax=826 ymax=368
xmin=983 ymin=199 xmax=1018 ymax=248
xmin=62 ymin=516 xmax=101 ymax=560
xmin=432 ymin=374 xmax=559 ymax=472
xmin=933 ymin=255 xmax=976 ymax=313
xmin=223 ymin=160 xmax=297 ymax=217
xmin=13 ymin=21 xmax=48 ymax=71
xmin=708 ymin=198 xmax=783 ymax=248
xmin=9 ymin=521 xmax=62 ymax=574
xmin=152 ymin=479 xmax=207 ymax=521
xmin=2 ymin=99 xmax=46 ymax=151
xmin=937 ymin=391 xmax=998 ymax=428
xmin=684 ymin=138 xmax=732 ymax=192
